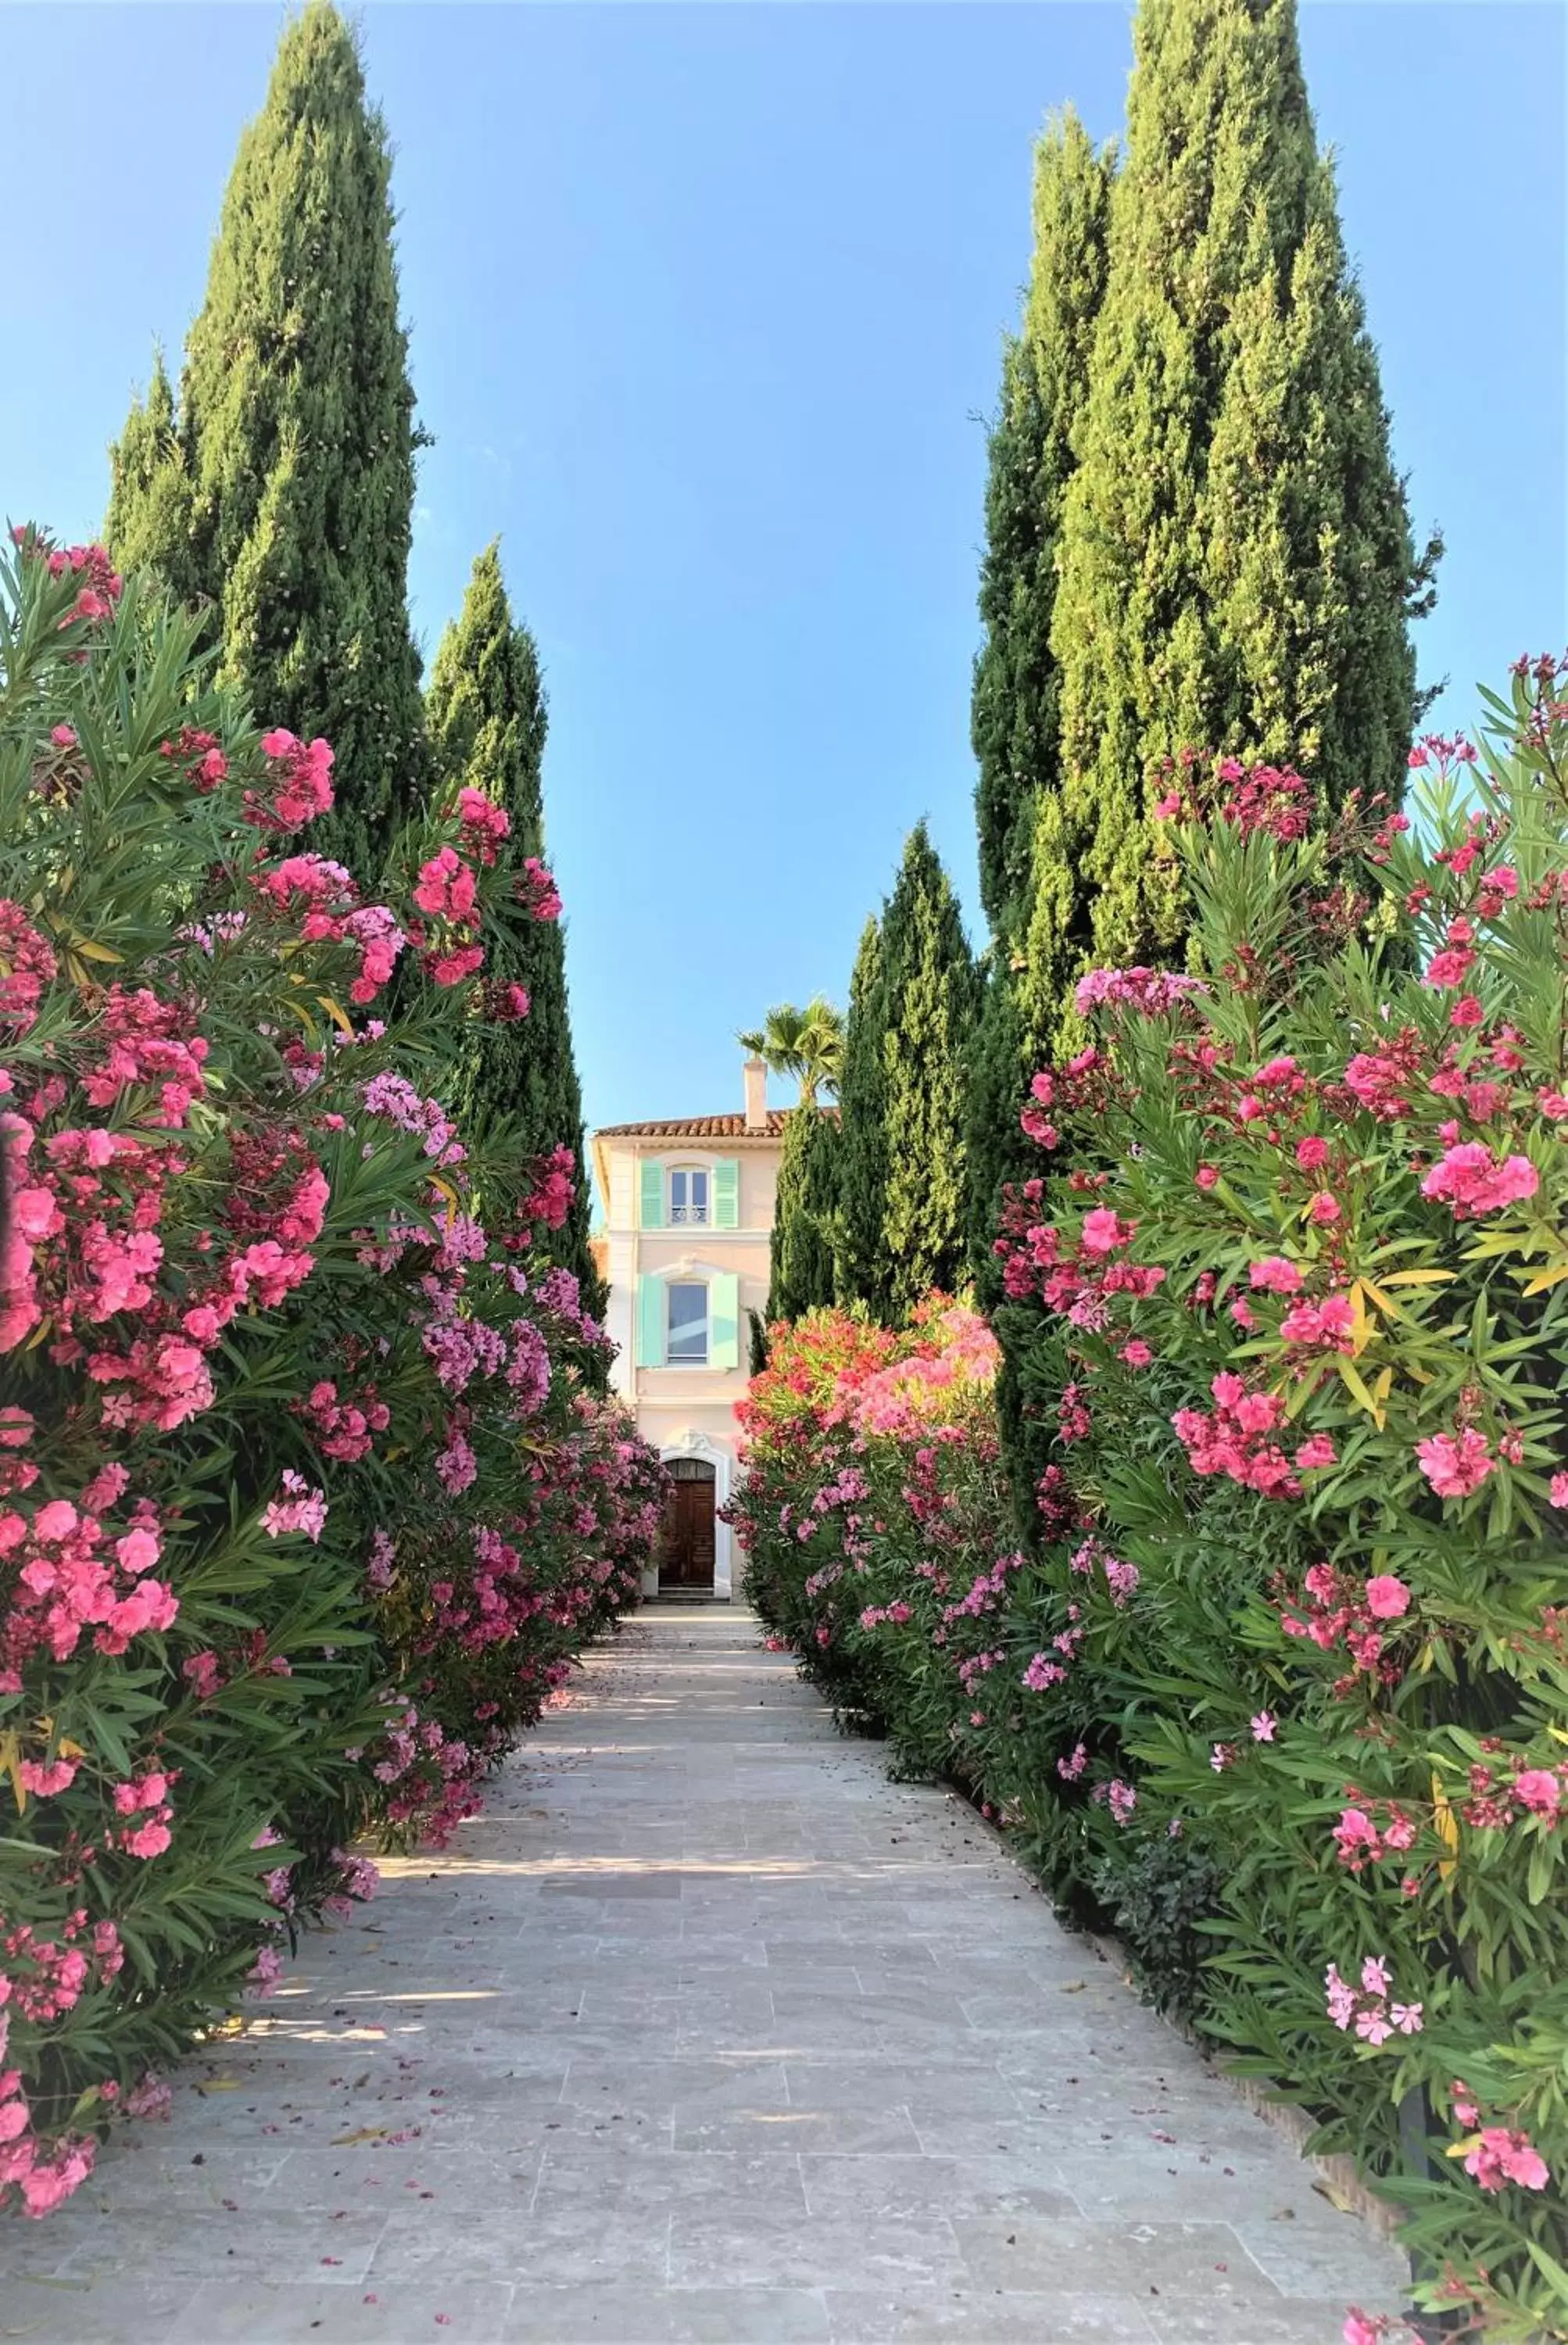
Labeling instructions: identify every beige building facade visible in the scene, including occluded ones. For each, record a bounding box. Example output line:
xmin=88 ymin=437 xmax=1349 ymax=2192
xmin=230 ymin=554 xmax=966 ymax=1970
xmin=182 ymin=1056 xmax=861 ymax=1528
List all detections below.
xmin=589 ymin=1057 xmax=783 ymax=1601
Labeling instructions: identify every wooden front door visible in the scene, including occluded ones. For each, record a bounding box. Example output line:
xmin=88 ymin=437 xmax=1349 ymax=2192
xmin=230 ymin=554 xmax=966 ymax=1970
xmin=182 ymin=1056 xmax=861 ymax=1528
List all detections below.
xmin=658 ymin=1459 xmax=717 ymax=1591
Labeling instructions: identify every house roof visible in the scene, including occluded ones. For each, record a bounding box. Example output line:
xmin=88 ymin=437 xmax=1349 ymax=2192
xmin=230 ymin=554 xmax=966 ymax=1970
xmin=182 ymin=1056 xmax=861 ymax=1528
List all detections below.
xmin=592 ymin=1111 xmax=791 ymax=1141
xmin=592 ymin=1106 xmax=838 ymax=1143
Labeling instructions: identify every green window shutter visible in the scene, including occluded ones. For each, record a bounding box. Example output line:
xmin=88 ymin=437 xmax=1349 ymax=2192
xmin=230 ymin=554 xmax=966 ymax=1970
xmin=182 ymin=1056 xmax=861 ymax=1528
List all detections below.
xmin=710 ymin=1271 xmax=739 ymax=1370
xmin=639 ymin=1158 xmax=664 ymax=1228
xmin=635 ymin=1273 xmax=664 ymax=1368
xmin=712 ymin=1158 xmax=739 ymax=1229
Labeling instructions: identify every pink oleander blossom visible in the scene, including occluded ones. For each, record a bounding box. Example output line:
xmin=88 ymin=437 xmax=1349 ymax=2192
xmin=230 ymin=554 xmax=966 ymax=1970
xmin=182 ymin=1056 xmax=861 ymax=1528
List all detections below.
xmin=1462 ymin=2127 xmax=1550 ymax=2193
xmin=1513 ymin=1769 xmax=1562 ymax=1819
xmin=262 ymin=1470 xmax=328 ymax=1542
xmin=1416 ymin=1427 xmax=1495 ymax=1501
xmin=1419 ymin=1140 xmax=1539 ymax=1218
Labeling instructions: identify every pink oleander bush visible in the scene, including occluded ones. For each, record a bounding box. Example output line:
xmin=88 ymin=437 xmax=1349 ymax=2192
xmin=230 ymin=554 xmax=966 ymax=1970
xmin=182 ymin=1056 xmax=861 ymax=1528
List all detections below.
xmin=0 ymin=529 xmax=664 ymax=2217
xmin=735 ymin=661 xmax=1568 ymax=2340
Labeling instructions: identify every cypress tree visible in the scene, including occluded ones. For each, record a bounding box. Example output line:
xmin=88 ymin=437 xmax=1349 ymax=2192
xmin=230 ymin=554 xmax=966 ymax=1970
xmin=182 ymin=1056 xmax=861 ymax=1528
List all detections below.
xmin=968 ymin=113 xmax=1115 ymax=1278
xmin=1044 ymin=0 xmax=1436 ymax=1011
xmin=425 ymin=543 xmax=605 ymax=1321
xmin=767 ymin=1108 xmax=839 ymax=1325
xmin=879 ymin=825 xmax=977 ymax=1321
xmin=972 ymin=110 xmax=1115 ymax=945
xmin=832 ymin=917 xmax=889 ymax=1316
xmin=105 ymin=2 xmax=426 ymax=879
xmin=104 ymin=353 xmax=192 ymax=588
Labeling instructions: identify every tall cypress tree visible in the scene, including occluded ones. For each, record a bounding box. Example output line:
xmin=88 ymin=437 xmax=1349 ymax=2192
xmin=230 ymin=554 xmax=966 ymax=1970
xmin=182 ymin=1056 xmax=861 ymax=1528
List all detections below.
xmin=425 ymin=544 xmax=605 ymax=1321
xmin=879 ymin=825 xmax=977 ymax=1321
xmin=1043 ymin=0 xmax=1435 ymax=1013
xmin=766 ymin=1108 xmax=840 ymax=1326
xmin=968 ymin=113 xmax=1115 ymax=1278
xmin=972 ymin=110 xmax=1115 ymax=946
xmin=832 ymin=917 xmax=889 ymax=1315
xmin=105 ymin=2 xmax=426 ymax=879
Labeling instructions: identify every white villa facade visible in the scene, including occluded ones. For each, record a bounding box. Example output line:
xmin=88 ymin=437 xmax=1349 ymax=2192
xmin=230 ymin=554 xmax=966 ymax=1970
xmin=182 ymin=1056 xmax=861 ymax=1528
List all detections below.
xmin=589 ymin=1057 xmax=784 ymax=1601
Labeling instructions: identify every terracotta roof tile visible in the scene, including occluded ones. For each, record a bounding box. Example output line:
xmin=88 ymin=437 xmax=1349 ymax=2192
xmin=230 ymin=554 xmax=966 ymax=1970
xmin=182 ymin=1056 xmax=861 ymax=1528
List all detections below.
xmin=592 ymin=1111 xmax=789 ymax=1140
xmin=592 ymin=1107 xmax=837 ymax=1141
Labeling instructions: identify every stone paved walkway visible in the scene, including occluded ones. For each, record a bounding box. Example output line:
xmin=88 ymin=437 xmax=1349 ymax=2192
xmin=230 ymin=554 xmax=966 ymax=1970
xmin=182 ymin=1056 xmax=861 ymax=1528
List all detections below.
xmin=4 ymin=1609 xmax=1409 ymax=2343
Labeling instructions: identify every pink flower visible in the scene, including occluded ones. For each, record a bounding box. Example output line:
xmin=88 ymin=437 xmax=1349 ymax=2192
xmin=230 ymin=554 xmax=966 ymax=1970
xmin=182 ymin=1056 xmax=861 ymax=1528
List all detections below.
xmin=1344 ymin=2311 xmax=1387 ymax=2345
xmin=1249 ymin=1255 xmax=1304 ymax=1294
xmin=1324 ymin=1964 xmax=1357 ymax=2029
xmin=1549 ymin=1472 xmax=1568 ymax=1508
xmin=1416 ymin=1427 xmax=1495 ymax=1501
xmin=1106 ymin=1780 xmax=1136 ymax=1827
xmin=1294 ymin=1434 xmax=1337 ymax=1470
xmin=1513 ymin=1770 xmax=1562 ymax=1819
xmin=1420 ymin=1140 xmax=1539 ymax=1218
xmin=1295 ymin=1136 xmax=1329 ymax=1170
xmin=248 ymin=1943 xmax=285 ymax=1999
xmin=1423 ymin=947 xmax=1475 ymax=989
xmin=1278 ymin=1293 xmax=1355 ymax=1352
xmin=1249 ymin=1712 xmax=1276 ymax=1742
xmin=121 ymin=1819 xmax=171 ymax=1860
xmin=1119 ymin=1339 xmax=1153 ymax=1368
xmin=1463 ymin=2127 xmax=1550 ymax=2193
xmin=1332 ymin=1808 xmax=1381 ymax=1870
xmin=1079 ymin=1207 xmax=1133 ymax=1256
xmin=114 ymin=1527 xmax=161 ymax=1576
xmin=1363 ymin=1575 xmax=1411 ymax=1620
xmin=262 ymin=1470 xmax=328 ymax=1542
xmin=1306 ymin=1191 xmax=1341 ymax=1226
xmin=1194 ymin=1164 xmax=1219 ymax=1191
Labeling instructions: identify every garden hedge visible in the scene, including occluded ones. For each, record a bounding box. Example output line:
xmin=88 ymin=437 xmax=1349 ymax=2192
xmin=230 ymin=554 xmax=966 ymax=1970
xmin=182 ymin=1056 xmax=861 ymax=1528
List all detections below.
xmin=0 ymin=529 xmax=664 ymax=2217
xmin=733 ymin=665 xmax=1568 ymax=2340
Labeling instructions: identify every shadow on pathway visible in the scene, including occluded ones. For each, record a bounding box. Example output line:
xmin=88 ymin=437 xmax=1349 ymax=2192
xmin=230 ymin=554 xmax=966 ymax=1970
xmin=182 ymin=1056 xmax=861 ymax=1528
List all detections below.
xmin=1 ymin=1607 xmax=1409 ymax=2343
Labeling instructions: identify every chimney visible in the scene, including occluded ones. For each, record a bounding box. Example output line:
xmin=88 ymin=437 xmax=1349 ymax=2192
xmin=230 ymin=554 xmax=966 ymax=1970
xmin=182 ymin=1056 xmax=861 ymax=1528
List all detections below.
xmin=743 ymin=1053 xmax=768 ymax=1133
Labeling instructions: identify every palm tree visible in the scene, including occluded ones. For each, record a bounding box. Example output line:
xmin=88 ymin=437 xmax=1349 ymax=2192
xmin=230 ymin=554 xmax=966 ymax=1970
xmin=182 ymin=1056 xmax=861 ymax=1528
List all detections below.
xmin=737 ymin=997 xmax=844 ymax=1104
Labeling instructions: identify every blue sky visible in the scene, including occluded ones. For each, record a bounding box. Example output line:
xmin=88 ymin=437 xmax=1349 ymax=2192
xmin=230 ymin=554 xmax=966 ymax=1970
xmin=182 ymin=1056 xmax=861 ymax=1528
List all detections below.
xmin=6 ymin=4 xmax=1564 ymax=1137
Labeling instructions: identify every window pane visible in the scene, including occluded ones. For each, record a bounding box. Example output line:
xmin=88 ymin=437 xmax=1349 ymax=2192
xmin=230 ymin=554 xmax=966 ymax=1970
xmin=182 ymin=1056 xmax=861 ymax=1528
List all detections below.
xmin=667 ymin=1281 xmax=708 ymax=1363
xmin=669 ymin=1168 xmax=706 ymax=1225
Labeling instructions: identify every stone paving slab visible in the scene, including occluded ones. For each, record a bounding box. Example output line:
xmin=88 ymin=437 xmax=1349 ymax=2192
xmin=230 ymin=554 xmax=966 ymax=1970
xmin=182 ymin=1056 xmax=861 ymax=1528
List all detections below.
xmin=0 ymin=1607 xmax=1412 ymax=2343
